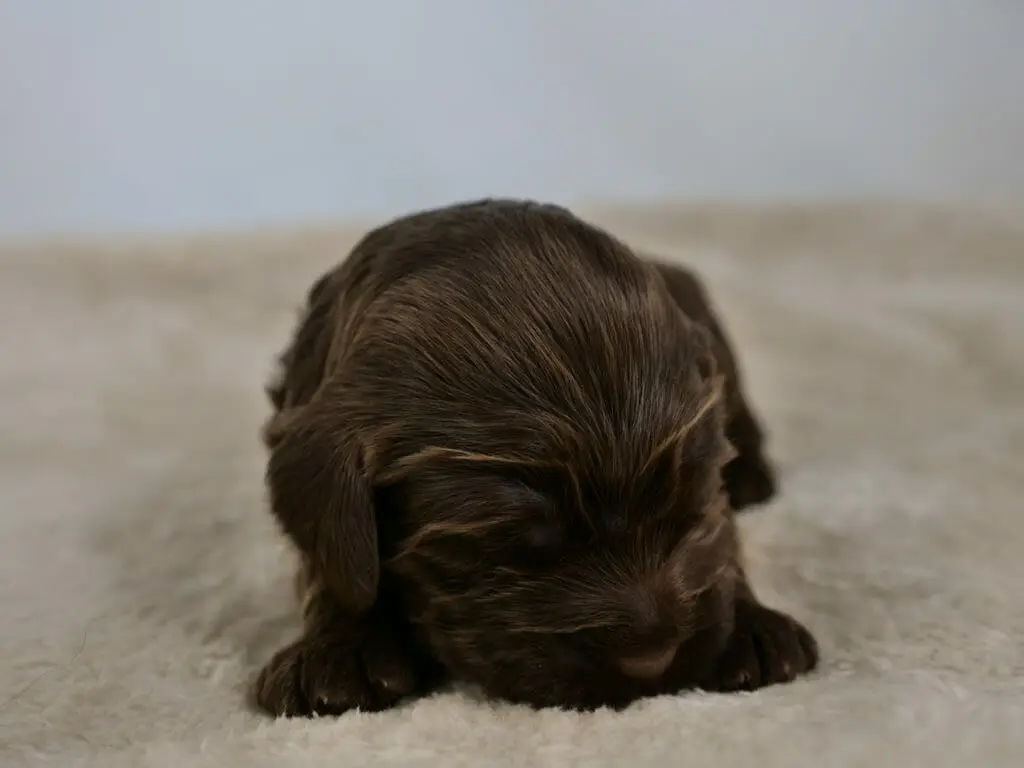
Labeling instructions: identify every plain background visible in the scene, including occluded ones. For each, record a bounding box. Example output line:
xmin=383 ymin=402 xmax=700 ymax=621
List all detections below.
xmin=1 ymin=0 xmax=1022 ymax=238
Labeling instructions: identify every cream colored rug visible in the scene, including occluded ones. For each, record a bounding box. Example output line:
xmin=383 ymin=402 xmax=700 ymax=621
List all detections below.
xmin=2 ymin=203 xmax=1022 ymax=767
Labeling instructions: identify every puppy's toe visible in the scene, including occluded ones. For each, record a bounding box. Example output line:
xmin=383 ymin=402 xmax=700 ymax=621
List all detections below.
xmin=254 ymin=641 xmax=310 ymax=717
xmin=360 ymin=628 xmax=419 ymax=697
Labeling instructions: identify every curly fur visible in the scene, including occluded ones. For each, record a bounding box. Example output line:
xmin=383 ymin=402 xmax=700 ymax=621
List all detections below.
xmin=252 ymin=199 xmax=815 ymax=715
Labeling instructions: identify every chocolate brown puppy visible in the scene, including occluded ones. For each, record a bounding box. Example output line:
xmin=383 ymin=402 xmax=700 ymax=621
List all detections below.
xmin=253 ymin=199 xmax=816 ymax=717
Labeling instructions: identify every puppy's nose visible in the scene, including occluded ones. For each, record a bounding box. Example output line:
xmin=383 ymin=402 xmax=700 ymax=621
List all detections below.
xmin=616 ymin=641 xmax=680 ymax=679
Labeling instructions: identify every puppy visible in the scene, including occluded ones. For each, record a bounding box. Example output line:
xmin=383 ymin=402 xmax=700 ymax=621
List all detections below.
xmin=253 ymin=199 xmax=816 ymax=716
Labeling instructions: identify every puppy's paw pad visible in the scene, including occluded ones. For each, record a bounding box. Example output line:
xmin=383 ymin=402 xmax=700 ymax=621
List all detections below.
xmin=723 ymin=453 xmax=777 ymax=510
xmin=254 ymin=632 xmax=417 ymax=718
xmin=706 ymin=601 xmax=818 ymax=692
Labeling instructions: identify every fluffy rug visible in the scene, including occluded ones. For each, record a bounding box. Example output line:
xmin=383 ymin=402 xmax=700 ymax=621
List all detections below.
xmin=1 ymin=203 xmax=1022 ymax=767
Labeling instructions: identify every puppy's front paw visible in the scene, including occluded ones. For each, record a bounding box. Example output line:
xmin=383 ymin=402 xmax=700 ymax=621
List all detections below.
xmin=254 ymin=628 xmax=418 ymax=718
xmin=705 ymin=600 xmax=818 ymax=692
xmin=722 ymin=452 xmax=776 ymax=510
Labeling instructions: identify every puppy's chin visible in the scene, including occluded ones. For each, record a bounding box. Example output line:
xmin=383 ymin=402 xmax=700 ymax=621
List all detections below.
xmin=435 ymin=579 xmax=737 ymax=712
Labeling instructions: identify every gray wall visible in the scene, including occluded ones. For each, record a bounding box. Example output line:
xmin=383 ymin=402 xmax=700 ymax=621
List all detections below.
xmin=2 ymin=0 xmax=1022 ymax=237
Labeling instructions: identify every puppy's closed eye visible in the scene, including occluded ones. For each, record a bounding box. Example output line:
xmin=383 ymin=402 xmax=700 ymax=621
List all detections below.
xmin=493 ymin=476 xmax=552 ymax=514
xmin=599 ymin=508 xmax=629 ymax=535
xmin=524 ymin=518 xmax=566 ymax=550
xmin=489 ymin=478 xmax=568 ymax=559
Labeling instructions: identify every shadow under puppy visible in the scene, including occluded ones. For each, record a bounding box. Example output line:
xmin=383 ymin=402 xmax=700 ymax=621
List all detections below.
xmin=254 ymin=199 xmax=817 ymax=716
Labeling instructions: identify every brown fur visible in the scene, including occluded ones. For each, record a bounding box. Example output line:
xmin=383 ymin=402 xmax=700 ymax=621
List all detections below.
xmin=252 ymin=199 xmax=817 ymax=716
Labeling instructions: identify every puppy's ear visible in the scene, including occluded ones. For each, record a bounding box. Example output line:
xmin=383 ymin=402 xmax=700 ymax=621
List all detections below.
xmin=686 ymin=321 xmax=721 ymax=385
xmin=264 ymin=400 xmax=378 ymax=615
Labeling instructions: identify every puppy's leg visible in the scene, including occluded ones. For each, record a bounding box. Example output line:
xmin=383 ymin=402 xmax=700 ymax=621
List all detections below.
xmin=720 ymin=403 xmax=776 ymax=511
xmin=253 ymin=384 xmax=435 ymax=718
xmin=652 ymin=261 xmax=777 ymax=509
xmin=254 ymin=560 xmax=424 ymax=717
xmin=702 ymin=570 xmax=818 ymax=692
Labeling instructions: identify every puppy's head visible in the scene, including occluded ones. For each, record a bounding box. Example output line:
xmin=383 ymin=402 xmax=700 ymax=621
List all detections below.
xmin=370 ymin=253 xmax=741 ymax=709
xmin=380 ymin=365 xmax=739 ymax=709
xmin=275 ymin=202 xmax=743 ymax=709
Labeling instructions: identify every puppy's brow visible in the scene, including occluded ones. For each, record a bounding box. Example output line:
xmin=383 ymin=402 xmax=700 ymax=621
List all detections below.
xmin=386 ymin=446 xmax=554 ymax=475
xmin=389 ymin=517 xmax=517 ymax=561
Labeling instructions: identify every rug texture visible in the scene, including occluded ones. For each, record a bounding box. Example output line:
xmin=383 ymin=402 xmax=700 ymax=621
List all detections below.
xmin=1 ymin=203 xmax=1022 ymax=767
